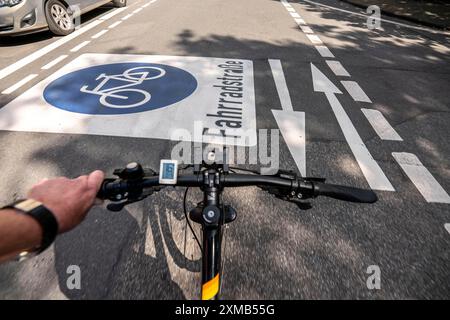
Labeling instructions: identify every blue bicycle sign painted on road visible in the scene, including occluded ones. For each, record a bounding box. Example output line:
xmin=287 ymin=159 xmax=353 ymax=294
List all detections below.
xmin=43 ymin=62 xmax=198 ymax=115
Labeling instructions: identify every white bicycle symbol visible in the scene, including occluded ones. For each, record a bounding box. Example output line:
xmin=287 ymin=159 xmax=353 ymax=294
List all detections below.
xmin=80 ymin=66 xmax=166 ymax=108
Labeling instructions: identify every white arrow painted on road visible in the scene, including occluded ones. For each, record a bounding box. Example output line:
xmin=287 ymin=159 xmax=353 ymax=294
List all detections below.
xmin=311 ymin=63 xmax=395 ymax=191
xmin=269 ymin=59 xmax=306 ymax=177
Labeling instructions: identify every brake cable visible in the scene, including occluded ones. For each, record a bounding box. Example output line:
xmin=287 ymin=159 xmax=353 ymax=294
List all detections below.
xmin=183 ymin=187 xmax=203 ymax=253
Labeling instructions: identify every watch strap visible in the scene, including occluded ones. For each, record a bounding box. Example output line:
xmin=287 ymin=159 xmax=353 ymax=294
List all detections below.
xmin=2 ymin=199 xmax=59 ymax=253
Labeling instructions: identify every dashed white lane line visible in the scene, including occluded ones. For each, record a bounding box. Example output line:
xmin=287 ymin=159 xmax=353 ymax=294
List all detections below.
xmin=0 ymin=20 xmax=101 ymax=81
xmin=326 ymin=60 xmax=350 ymax=77
xmin=294 ymin=18 xmax=307 ymax=25
xmin=290 ymin=12 xmax=301 ymax=19
xmin=99 ymin=7 xmax=127 ymax=20
xmin=286 ymin=7 xmax=296 ymax=12
xmin=109 ymin=20 xmax=123 ymax=29
xmin=361 ymin=108 xmax=403 ymax=141
xmin=445 ymin=224 xmax=450 ymax=234
xmin=306 ymin=34 xmax=323 ymax=45
xmin=92 ymin=29 xmax=109 ymax=39
xmin=2 ymin=74 xmax=38 ymax=95
xmin=122 ymin=13 xmax=133 ymax=20
xmin=133 ymin=7 xmax=143 ymax=14
xmin=299 ymin=25 xmax=314 ymax=34
xmin=393 ymin=152 xmax=450 ymax=203
xmin=341 ymin=80 xmax=372 ymax=103
xmin=268 ymin=59 xmax=294 ymax=112
xmin=315 ymin=45 xmax=334 ymax=58
xmin=70 ymin=41 xmax=91 ymax=52
xmin=0 ymin=7 xmax=129 ymax=81
xmin=311 ymin=63 xmax=394 ymax=191
xmin=41 ymin=55 xmax=68 ymax=70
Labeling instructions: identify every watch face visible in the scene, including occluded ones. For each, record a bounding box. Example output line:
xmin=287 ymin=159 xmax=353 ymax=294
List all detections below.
xmin=15 ymin=199 xmax=42 ymax=212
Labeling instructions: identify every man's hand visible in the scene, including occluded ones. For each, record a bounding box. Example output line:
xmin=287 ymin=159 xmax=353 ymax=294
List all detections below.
xmin=27 ymin=170 xmax=105 ymax=233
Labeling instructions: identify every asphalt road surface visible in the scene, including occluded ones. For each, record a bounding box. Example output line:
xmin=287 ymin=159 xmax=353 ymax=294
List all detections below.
xmin=0 ymin=0 xmax=449 ymax=299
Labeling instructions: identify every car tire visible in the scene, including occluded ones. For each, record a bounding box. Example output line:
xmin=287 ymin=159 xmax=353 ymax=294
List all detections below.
xmin=112 ymin=0 xmax=127 ymax=8
xmin=44 ymin=0 xmax=75 ymax=36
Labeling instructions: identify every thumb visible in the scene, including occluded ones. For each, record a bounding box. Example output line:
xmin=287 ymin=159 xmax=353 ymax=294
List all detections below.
xmin=87 ymin=170 xmax=105 ymax=192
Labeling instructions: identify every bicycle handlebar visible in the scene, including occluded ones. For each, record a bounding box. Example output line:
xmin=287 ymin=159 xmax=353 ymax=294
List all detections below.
xmin=97 ymin=171 xmax=378 ymax=204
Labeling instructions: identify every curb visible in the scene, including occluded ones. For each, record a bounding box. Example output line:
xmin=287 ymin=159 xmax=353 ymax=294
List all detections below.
xmin=339 ymin=0 xmax=449 ymax=30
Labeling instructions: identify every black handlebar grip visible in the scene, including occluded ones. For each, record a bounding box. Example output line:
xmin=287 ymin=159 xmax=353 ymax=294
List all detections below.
xmin=96 ymin=179 xmax=116 ymax=200
xmin=313 ymin=182 xmax=378 ymax=203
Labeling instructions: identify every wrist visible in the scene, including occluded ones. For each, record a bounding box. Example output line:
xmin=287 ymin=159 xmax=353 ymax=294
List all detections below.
xmin=1 ymin=199 xmax=59 ymax=255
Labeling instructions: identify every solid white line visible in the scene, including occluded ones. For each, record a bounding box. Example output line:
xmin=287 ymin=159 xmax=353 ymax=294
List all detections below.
xmin=361 ymin=108 xmax=403 ymax=141
xmin=445 ymin=224 xmax=450 ymax=234
xmin=133 ymin=8 xmax=143 ymax=14
xmin=306 ymin=34 xmax=323 ymax=44
xmin=99 ymin=7 xmax=127 ymax=20
xmin=2 ymin=74 xmax=38 ymax=95
xmin=315 ymin=45 xmax=334 ymax=58
xmin=122 ymin=13 xmax=133 ymax=20
xmin=286 ymin=7 xmax=296 ymax=12
xmin=302 ymin=0 xmax=450 ymax=35
xmin=300 ymin=25 xmax=314 ymax=34
xmin=393 ymin=152 xmax=450 ymax=203
xmin=326 ymin=60 xmax=350 ymax=77
xmin=41 ymin=55 xmax=68 ymax=70
xmin=341 ymin=81 xmax=372 ymax=103
xmin=268 ymin=59 xmax=293 ymax=112
xmin=325 ymin=93 xmax=394 ymax=190
xmin=290 ymin=12 xmax=301 ymax=19
xmin=70 ymin=40 xmax=90 ymax=52
xmin=272 ymin=110 xmax=306 ymax=177
xmin=109 ymin=21 xmax=123 ymax=29
xmin=91 ymin=29 xmax=109 ymax=39
xmin=0 ymin=19 xmax=103 ymax=81
xmin=294 ymin=18 xmax=307 ymax=25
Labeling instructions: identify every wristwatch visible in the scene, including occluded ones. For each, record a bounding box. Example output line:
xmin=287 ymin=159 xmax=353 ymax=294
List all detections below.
xmin=2 ymin=199 xmax=59 ymax=258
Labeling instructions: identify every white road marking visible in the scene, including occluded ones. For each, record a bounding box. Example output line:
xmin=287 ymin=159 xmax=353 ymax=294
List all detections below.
xmin=150 ymin=0 xmax=158 ymax=3
xmin=269 ymin=59 xmax=306 ymax=176
xmin=326 ymin=60 xmax=350 ymax=77
xmin=445 ymin=224 xmax=450 ymax=234
xmin=122 ymin=13 xmax=133 ymax=20
xmin=290 ymin=12 xmax=301 ymax=19
xmin=300 ymin=25 xmax=314 ymax=34
xmin=91 ymin=29 xmax=109 ymax=39
xmin=0 ymin=19 xmax=103 ymax=81
xmin=99 ymin=7 xmax=127 ymax=20
xmin=41 ymin=55 xmax=68 ymax=70
xmin=341 ymin=81 xmax=372 ymax=103
xmin=133 ymin=8 xmax=143 ymax=14
xmin=2 ymin=74 xmax=38 ymax=95
xmin=361 ymin=108 xmax=403 ymax=141
xmin=70 ymin=41 xmax=90 ymax=52
xmin=393 ymin=152 xmax=450 ymax=203
xmin=315 ymin=45 xmax=334 ymax=58
xmin=306 ymin=34 xmax=323 ymax=44
xmin=268 ymin=59 xmax=293 ymax=111
xmin=109 ymin=21 xmax=123 ymax=29
xmin=286 ymin=7 xmax=296 ymax=12
xmin=272 ymin=110 xmax=306 ymax=177
xmin=295 ymin=18 xmax=307 ymax=25
xmin=311 ymin=63 xmax=394 ymax=191
xmin=302 ymin=0 xmax=450 ymax=36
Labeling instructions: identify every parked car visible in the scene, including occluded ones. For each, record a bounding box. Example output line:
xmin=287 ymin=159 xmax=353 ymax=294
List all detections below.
xmin=0 ymin=0 xmax=127 ymax=36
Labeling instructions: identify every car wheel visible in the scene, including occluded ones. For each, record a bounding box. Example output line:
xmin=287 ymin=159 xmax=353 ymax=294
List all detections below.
xmin=112 ymin=0 xmax=127 ymax=8
xmin=45 ymin=0 xmax=75 ymax=36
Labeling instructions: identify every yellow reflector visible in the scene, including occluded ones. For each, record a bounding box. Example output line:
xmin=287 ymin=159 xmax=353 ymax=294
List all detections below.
xmin=202 ymin=274 xmax=220 ymax=300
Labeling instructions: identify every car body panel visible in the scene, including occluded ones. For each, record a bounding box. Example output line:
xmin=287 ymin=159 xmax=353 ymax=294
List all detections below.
xmin=0 ymin=0 xmax=113 ymax=36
